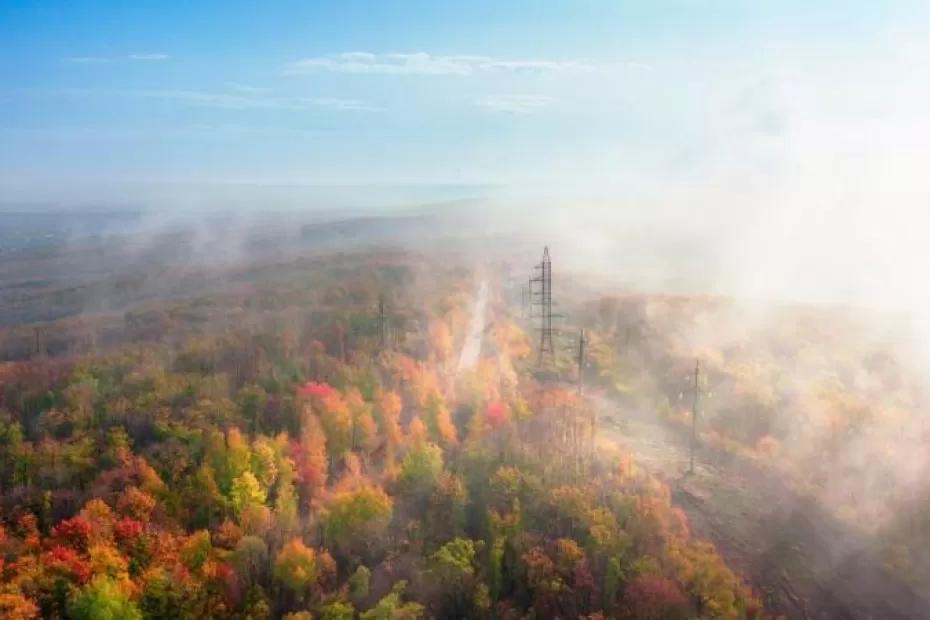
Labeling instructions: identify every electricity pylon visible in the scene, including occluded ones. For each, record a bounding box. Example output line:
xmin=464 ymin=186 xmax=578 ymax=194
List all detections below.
xmin=531 ymin=246 xmax=555 ymax=364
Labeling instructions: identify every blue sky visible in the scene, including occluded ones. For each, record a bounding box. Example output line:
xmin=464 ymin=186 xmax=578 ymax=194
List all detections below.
xmin=1 ymin=1 xmax=928 ymax=202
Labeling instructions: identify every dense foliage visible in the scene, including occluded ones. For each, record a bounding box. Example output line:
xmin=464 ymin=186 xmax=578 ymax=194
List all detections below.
xmin=0 ymin=255 xmax=763 ymax=618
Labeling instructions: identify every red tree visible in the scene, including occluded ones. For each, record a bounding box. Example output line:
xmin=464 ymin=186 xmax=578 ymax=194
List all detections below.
xmin=622 ymin=576 xmax=690 ymax=620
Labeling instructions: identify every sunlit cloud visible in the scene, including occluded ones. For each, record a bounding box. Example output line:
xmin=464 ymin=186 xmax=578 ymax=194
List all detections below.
xmin=287 ymin=52 xmax=592 ymax=76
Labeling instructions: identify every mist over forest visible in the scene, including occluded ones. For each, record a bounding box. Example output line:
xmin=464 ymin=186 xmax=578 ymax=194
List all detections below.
xmin=3 ymin=2 xmax=930 ymax=619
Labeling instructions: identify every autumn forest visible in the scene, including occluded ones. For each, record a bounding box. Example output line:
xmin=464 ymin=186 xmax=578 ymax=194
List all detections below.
xmin=0 ymin=239 xmax=768 ymax=620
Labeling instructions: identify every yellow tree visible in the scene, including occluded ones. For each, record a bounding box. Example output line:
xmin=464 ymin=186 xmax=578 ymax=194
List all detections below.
xmin=321 ymin=483 xmax=393 ymax=560
xmin=379 ymin=390 xmax=405 ymax=467
xmin=274 ymin=538 xmax=318 ymax=603
xmin=429 ymin=319 xmax=453 ymax=365
xmin=423 ymin=390 xmax=457 ymax=447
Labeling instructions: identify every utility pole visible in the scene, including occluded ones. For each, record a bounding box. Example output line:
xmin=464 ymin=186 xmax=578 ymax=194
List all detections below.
xmin=689 ymin=359 xmax=700 ymax=474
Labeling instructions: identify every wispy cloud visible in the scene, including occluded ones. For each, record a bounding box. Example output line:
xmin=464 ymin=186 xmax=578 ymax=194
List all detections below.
xmin=225 ymin=82 xmax=271 ymax=94
xmin=287 ymin=52 xmax=592 ymax=76
xmin=477 ymin=95 xmax=552 ymax=114
xmin=65 ymin=56 xmax=112 ymax=64
xmin=59 ymin=88 xmax=373 ymax=111
xmin=128 ymin=53 xmax=170 ymax=61
xmin=64 ymin=53 xmax=170 ymax=63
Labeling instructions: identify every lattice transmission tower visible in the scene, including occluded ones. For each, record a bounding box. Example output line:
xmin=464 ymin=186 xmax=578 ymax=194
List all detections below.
xmin=531 ymin=246 xmax=555 ymax=364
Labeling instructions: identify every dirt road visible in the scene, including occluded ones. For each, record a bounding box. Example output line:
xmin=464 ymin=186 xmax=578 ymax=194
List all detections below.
xmin=595 ymin=399 xmax=930 ymax=619
xmin=458 ymin=279 xmax=488 ymax=372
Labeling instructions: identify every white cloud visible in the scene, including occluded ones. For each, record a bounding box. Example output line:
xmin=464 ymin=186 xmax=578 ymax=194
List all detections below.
xmin=287 ymin=52 xmax=592 ymax=76
xmin=109 ymin=89 xmax=374 ymax=111
xmin=65 ymin=56 xmax=111 ymax=64
xmin=64 ymin=53 xmax=170 ymax=63
xmin=128 ymin=53 xmax=170 ymax=61
xmin=225 ymin=82 xmax=271 ymax=94
xmin=477 ymin=95 xmax=552 ymax=114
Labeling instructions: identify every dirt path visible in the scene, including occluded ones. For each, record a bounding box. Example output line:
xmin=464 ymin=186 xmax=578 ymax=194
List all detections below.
xmin=457 ymin=279 xmax=488 ymax=372
xmin=595 ymin=399 xmax=930 ymax=620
